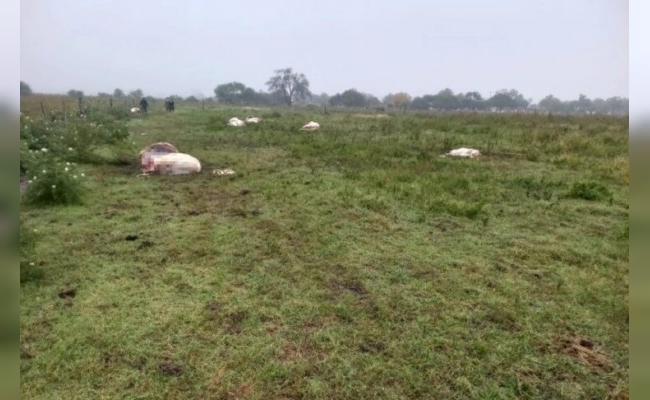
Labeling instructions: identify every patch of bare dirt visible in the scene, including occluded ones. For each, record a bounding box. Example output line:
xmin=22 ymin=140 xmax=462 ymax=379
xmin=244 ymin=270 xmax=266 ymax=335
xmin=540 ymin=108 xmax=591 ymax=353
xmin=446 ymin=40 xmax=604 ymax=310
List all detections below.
xmin=560 ymin=336 xmax=614 ymax=372
xmin=57 ymin=287 xmax=76 ymax=299
xmin=137 ymin=240 xmax=154 ymax=249
xmin=359 ymin=339 xmax=386 ymax=354
xmin=328 ymin=278 xmax=368 ymax=297
xmin=159 ymin=361 xmax=182 ymax=376
xmin=206 ymin=301 xmax=222 ymax=312
xmin=225 ymin=311 xmax=249 ymax=334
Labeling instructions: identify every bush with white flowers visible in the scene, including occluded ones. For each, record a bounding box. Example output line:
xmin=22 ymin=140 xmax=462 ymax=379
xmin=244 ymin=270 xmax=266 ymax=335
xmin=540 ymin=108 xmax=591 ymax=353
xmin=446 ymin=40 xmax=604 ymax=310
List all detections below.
xmin=22 ymin=148 xmax=87 ymax=206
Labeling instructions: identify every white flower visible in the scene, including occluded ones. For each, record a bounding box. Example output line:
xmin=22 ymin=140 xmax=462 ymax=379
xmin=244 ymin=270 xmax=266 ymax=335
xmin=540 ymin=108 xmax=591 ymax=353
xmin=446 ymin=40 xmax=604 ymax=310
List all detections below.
xmin=29 ymin=262 xmax=35 ymax=266
xmin=73 ymin=175 xmax=78 ymax=179
xmin=51 ymin=185 xmax=56 ymax=189
xmin=41 ymin=148 xmax=48 ymax=152
xmin=64 ymin=167 xmax=69 ymax=172
xmin=66 ymin=162 xmax=70 ymax=166
xmin=80 ymin=173 xmax=85 ymax=177
xmin=42 ymin=169 xmax=46 ymax=174
xmin=27 ymin=180 xmax=32 ymax=184
xmin=33 ymin=176 xmax=37 ymax=180
xmin=68 ymin=147 xmax=74 ymax=151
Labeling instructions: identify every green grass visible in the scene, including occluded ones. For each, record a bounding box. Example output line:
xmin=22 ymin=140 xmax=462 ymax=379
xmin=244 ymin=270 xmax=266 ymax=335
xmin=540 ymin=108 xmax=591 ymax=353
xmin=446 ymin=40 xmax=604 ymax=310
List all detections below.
xmin=20 ymin=102 xmax=629 ymax=399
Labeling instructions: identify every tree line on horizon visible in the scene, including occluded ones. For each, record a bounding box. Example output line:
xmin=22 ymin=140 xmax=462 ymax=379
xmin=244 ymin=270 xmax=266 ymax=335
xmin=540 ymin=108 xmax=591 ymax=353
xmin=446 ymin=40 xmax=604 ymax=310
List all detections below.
xmin=20 ymin=68 xmax=629 ymax=115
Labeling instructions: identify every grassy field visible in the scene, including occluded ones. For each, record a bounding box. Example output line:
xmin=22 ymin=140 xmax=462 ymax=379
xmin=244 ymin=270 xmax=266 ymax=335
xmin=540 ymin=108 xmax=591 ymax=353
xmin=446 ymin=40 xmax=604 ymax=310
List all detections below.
xmin=20 ymin=98 xmax=629 ymax=399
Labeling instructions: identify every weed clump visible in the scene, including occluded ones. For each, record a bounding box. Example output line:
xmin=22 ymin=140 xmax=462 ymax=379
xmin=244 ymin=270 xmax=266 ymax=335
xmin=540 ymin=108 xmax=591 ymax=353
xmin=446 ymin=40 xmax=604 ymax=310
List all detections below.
xmin=567 ymin=181 xmax=612 ymax=201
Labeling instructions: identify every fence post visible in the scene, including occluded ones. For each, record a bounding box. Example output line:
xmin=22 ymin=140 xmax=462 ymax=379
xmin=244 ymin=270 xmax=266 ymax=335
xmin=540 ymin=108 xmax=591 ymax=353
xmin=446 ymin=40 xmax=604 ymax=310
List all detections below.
xmin=62 ymin=101 xmax=68 ymax=128
xmin=40 ymin=102 xmax=46 ymax=120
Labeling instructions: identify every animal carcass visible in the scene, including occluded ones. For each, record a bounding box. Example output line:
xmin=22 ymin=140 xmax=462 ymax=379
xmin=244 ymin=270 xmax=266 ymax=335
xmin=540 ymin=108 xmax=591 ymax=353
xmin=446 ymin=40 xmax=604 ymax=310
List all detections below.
xmin=140 ymin=142 xmax=179 ymax=171
xmin=228 ymin=117 xmax=245 ymax=127
xmin=445 ymin=148 xmax=481 ymax=158
xmin=300 ymin=121 xmax=320 ymax=131
xmin=244 ymin=116 xmax=261 ymax=124
xmin=151 ymin=153 xmax=201 ymax=175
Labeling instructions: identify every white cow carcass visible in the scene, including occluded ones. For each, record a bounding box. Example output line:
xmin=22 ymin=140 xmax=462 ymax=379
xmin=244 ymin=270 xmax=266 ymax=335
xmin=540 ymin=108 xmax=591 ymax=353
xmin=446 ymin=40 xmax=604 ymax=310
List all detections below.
xmin=151 ymin=153 xmax=202 ymax=175
xmin=244 ymin=116 xmax=261 ymax=124
xmin=228 ymin=117 xmax=245 ymax=127
xmin=300 ymin=121 xmax=320 ymax=131
xmin=445 ymin=147 xmax=481 ymax=158
xmin=140 ymin=142 xmax=179 ymax=171
xmin=131 ymin=107 xmax=141 ymax=115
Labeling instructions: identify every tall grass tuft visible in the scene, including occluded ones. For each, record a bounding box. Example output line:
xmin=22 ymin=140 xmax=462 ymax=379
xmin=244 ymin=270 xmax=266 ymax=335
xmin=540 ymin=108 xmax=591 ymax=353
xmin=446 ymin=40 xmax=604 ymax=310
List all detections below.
xmin=567 ymin=181 xmax=612 ymax=201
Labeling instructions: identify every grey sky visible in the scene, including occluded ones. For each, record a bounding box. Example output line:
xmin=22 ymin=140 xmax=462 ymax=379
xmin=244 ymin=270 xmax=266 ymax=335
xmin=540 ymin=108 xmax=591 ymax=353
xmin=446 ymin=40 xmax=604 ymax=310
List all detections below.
xmin=21 ymin=0 xmax=628 ymax=105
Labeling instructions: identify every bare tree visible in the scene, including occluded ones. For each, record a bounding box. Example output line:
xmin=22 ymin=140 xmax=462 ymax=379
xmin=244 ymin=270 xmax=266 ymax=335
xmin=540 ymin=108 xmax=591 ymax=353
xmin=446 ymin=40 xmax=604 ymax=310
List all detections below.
xmin=265 ymin=68 xmax=311 ymax=106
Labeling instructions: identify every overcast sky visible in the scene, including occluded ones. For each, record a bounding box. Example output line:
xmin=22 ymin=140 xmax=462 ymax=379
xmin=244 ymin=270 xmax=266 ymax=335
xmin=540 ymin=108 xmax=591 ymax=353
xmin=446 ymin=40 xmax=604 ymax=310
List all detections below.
xmin=20 ymin=0 xmax=630 ymax=106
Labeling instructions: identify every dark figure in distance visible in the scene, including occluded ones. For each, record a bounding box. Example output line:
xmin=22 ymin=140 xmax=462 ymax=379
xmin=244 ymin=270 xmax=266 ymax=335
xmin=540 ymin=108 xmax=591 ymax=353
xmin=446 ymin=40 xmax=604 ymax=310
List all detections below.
xmin=139 ymin=97 xmax=149 ymax=113
xmin=165 ymin=99 xmax=175 ymax=112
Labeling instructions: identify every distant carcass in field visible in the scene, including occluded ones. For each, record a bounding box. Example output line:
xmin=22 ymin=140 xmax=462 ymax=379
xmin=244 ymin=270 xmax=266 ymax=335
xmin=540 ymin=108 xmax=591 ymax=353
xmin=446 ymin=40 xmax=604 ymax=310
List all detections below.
xmin=228 ymin=117 xmax=245 ymax=127
xmin=444 ymin=148 xmax=481 ymax=158
xmin=130 ymin=107 xmax=141 ymax=115
xmin=244 ymin=116 xmax=261 ymax=124
xmin=300 ymin=121 xmax=320 ymax=131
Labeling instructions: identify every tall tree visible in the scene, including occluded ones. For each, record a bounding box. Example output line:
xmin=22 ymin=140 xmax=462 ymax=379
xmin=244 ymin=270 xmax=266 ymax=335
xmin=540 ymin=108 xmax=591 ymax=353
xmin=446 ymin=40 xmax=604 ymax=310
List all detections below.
xmin=265 ymin=68 xmax=311 ymax=106
xmin=432 ymin=89 xmax=459 ymax=110
xmin=539 ymin=95 xmax=565 ymax=113
xmin=492 ymin=89 xmax=529 ymax=109
xmin=605 ymin=96 xmax=628 ymax=115
xmin=363 ymin=93 xmax=382 ymax=107
xmin=113 ymin=88 xmax=125 ymax=98
xmin=215 ymin=82 xmax=248 ymax=104
xmin=410 ymin=96 xmax=433 ymax=110
xmin=129 ymin=89 xmax=144 ymax=100
xmin=20 ymin=81 xmax=32 ymax=96
xmin=330 ymin=89 xmax=367 ymax=108
xmin=382 ymin=93 xmax=395 ymax=106
xmin=576 ymin=94 xmax=593 ymax=113
xmin=392 ymin=92 xmax=412 ymax=112
xmin=67 ymin=89 xmax=84 ymax=98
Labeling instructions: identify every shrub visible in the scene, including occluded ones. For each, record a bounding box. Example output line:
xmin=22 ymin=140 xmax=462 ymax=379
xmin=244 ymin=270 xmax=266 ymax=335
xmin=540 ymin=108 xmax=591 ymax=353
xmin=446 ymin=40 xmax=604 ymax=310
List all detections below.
xmin=567 ymin=181 xmax=612 ymax=201
xmin=22 ymin=149 xmax=87 ymax=206
xmin=20 ymin=111 xmax=130 ymax=164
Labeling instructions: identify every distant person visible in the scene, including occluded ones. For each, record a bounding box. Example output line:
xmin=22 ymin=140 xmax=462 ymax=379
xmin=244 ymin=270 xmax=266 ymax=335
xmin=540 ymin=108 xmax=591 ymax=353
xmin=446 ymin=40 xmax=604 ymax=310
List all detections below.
xmin=139 ymin=97 xmax=149 ymax=113
xmin=165 ymin=99 xmax=175 ymax=112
